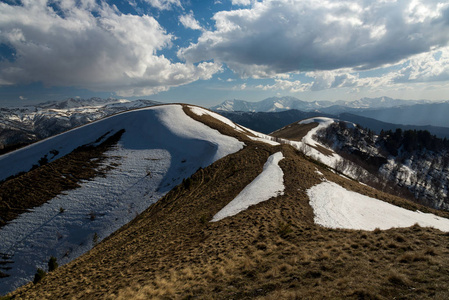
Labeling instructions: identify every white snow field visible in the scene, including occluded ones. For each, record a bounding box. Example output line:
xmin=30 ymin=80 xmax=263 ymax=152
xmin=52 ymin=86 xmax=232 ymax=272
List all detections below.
xmin=0 ymin=105 xmax=244 ymax=295
xmin=211 ymin=152 xmax=285 ymax=222
xmin=307 ymin=181 xmax=449 ymax=232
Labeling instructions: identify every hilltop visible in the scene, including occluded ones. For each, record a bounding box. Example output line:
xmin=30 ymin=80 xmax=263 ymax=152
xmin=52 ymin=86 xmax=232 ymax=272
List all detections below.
xmin=1 ymin=105 xmax=449 ymax=299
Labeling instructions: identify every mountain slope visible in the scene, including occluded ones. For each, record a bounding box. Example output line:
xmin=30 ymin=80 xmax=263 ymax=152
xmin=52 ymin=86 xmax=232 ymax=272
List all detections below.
xmin=5 ymin=106 xmax=449 ymax=299
xmin=0 ymin=104 xmax=244 ymax=294
xmin=296 ymin=119 xmax=449 ymax=210
xmin=0 ymin=98 xmax=160 ymax=152
xmin=338 ymin=113 xmax=449 ymax=139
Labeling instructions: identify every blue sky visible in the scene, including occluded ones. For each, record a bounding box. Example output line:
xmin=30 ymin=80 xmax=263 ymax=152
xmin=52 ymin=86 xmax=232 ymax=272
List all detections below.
xmin=1 ymin=0 xmax=449 ymax=107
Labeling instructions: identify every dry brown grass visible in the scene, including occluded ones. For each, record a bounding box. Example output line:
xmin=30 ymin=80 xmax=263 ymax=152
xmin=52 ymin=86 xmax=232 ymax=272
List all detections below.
xmin=6 ymin=106 xmax=449 ymax=299
xmin=271 ymin=122 xmax=318 ymax=141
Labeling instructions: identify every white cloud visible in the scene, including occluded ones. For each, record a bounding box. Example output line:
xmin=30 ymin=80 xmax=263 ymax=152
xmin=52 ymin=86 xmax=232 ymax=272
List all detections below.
xmin=232 ymin=82 xmax=247 ymax=90
xmin=179 ymin=11 xmax=202 ymax=30
xmin=393 ymin=47 xmax=449 ymax=83
xmin=143 ymin=0 xmax=182 ymax=10
xmin=231 ymin=0 xmax=251 ymax=5
xmin=254 ymin=46 xmax=449 ymax=94
xmin=0 ymin=1 xmax=221 ymax=97
xmin=179 ymin=0 xmax=449 ymax=78
xmin=256 ymin=79 xmax=311 ymax=93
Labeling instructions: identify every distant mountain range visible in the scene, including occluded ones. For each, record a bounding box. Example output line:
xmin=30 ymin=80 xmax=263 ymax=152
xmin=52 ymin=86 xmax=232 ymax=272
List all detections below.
xmin=218 ymin=110 xmax=449 ymax=139
xmin=211 ymin=96 xmax=435 ymax=114
xmin=351 ymin=102 xmax=449 ymax=128
xmin=212 ymin=96 xmax=449 ymax=132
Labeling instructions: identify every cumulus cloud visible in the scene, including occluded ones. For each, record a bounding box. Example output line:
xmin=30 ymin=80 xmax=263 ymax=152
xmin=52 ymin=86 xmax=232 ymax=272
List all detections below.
xmin=143 ymin=0 xmax=182 ymax=10
xmin=179 ymin=0 xmax=449 ymax=78
xmin=0 ymin=1 xmax=220 ymax=96
xmin=255 ymin=69 xmax=402 ymax=93
xmin=256 ymin=79 xmax=311 ymax=93
xmin=393 ymin=47 xmax=449 ymax=83
xmin=255 ymin=46 xmax=449 ymax=94
xmin=179 ymin=11 xmax=202 ymax=30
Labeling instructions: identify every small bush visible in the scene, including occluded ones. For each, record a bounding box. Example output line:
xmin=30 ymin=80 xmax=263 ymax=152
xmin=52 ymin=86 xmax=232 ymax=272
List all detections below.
xmin=387 ymin=272 xmax=409 ymax=286
xmin=373 ymin=228 xmax=382 ymax=234
xmin=93 ymin=232 xmax=99 ymax=246
xmin=59 ymin=207 xmax=65 ymax=214
xmin=199 ymin=215 xmax=208 ymax=224
xmin=48 ymin=256 xmax=58 ymax=272
xmin=50 ymin=149 xmax=59 ymax=157
xmin=38 ymin=155 xmax=48 ymax=166
xmin=277 ymin=222 xmax=293 ymax=239
xmin=183 ymin=178 xmax=192 ymax=190
xmin=33 ymin=268 xmax=46 ymax=284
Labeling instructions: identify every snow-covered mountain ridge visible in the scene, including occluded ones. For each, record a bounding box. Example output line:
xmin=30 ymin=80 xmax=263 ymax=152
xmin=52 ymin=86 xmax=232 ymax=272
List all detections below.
xmin=0 ymin=97 xmax=160 ymax=151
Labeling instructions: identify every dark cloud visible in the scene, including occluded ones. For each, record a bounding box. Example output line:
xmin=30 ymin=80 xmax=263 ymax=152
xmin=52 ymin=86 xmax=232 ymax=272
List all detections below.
xmin=180 ymin=0 xmax=449 ymax=77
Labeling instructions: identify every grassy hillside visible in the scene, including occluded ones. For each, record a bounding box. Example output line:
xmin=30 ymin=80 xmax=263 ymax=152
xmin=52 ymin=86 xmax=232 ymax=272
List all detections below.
xmin=6 ymin=107 xmax=449 ymax=299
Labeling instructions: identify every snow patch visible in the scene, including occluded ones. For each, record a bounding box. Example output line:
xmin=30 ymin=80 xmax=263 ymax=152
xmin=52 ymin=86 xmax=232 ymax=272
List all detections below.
xmin=307 ymin=181 xmax=449 ymax=232
xmin=211 ymin=152 xmax=285 ymax=222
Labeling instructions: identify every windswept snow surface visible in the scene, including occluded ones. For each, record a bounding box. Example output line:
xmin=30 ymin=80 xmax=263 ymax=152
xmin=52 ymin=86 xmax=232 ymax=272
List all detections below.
xmin=307 ymin=181 xmax=449 ymax=232
xmin=211 ymin=152 xmax=285 ymax=222
xmin=0 ymin=105 xmax=244 ymax=295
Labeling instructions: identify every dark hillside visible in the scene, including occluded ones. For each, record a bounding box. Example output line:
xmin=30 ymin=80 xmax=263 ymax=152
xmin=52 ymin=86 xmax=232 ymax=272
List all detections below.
xmin=218 ymin=110 xmax=333 ymax=134
xmin=316 ymin=122 xmax=449 ymax=210
xmin=339 ymin=113 xmax=449 ymax=139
